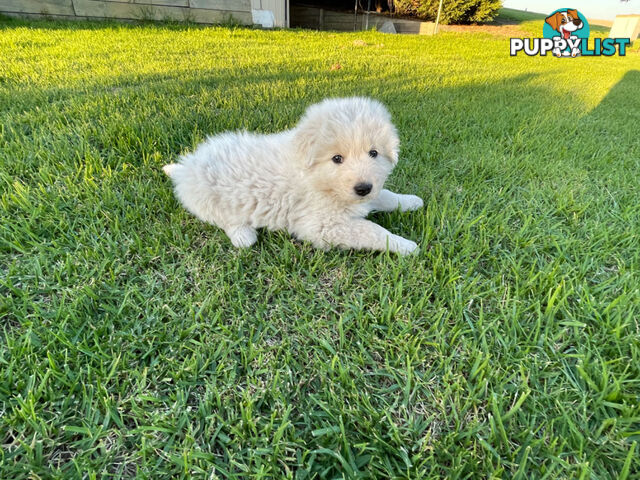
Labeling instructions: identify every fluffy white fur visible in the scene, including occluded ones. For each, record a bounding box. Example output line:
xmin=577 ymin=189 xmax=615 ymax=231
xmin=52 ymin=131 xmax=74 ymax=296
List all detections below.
xmin=163 ymin=97 xmax=423 ymax=254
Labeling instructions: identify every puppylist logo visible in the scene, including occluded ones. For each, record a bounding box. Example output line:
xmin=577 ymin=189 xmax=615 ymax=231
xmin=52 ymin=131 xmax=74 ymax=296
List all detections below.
xmin=511 ymin=8 xmax=630 ymax=57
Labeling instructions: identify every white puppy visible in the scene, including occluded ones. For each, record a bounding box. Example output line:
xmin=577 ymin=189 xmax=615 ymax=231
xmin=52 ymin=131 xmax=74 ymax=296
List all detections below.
xmin=163 ymin=97 xmax=423 ymax=254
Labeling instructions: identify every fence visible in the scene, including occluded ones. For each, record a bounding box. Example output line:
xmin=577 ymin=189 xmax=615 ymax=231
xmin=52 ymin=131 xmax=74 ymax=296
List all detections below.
xmin=290 ymin=4 xmax=436 ymax=35
xmin=0 ymin=0 xmax=253 ymax=24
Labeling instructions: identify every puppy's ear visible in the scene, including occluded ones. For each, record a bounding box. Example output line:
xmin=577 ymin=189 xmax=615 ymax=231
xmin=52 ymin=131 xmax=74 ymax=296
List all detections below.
xmin=545 ymin=12 xmax=561 ymax=31
xmin=389 ymin=149 xmax=399 ymax=165
xmin=567 ymin=9 xmax=578 ymax=21
xmin=384 ymin=124 xmax=400 ymax=166
xmin=293 ymin=105 xmax=325 ymax=167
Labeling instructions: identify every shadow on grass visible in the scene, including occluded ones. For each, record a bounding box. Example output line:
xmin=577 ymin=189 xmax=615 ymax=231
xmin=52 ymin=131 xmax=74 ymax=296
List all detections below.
xmin=5 ymin=63 xmax=637 ymax=194
xmin=2 ymin=69 xmax=548 ymax=140
xmin=583 ymin=69 xmax=640 ymax=124
xmin=571 ymin=69 xmax=640 ymax=177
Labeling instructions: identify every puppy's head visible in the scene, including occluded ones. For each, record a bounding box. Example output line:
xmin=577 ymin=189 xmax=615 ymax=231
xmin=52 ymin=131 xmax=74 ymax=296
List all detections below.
xmin=293 ymin=97 xmax=399 ymax=205
xmin=545 ymin=9 xmax=583 ymax=38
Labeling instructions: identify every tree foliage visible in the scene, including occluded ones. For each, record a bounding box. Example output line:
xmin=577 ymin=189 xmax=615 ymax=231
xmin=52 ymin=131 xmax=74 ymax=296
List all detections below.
xmin=393 ymin=0 xmax=503 ymax=24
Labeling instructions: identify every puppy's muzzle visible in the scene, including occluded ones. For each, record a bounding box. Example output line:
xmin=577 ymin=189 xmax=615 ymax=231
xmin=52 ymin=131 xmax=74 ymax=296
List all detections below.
xmin=572 ymin=19 xmax=581 ymax=26
xmin=354 ymin=182 xmax=373 ymax=197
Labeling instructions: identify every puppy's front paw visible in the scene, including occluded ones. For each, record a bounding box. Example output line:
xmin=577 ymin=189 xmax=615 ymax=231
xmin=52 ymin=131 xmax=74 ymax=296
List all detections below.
xmin=390 ymin=236 xmax=419 ymax=255
xmin=399 ymin=194 xmax=424 ymax=212
xmin=228 ymin=226 xmax=257 ymax=248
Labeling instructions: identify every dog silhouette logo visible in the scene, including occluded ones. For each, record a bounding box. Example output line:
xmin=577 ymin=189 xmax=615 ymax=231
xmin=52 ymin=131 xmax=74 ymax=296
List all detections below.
xmin=543 ymin=8 xmax=590 ymax=57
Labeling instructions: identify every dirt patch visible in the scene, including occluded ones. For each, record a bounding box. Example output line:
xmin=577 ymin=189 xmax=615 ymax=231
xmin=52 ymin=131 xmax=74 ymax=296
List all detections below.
xmin=438 ymin=23 xmax=531 ymax=37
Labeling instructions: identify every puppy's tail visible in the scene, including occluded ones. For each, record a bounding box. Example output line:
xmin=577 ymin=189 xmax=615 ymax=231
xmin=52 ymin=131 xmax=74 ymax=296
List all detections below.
xmin=162 ymin=163 xmax=182 ymax=177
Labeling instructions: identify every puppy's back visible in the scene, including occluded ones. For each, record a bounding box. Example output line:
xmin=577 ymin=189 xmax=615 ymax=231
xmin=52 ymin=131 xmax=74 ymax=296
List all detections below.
xmin=163 ymin=129 xmax=298 ymax=229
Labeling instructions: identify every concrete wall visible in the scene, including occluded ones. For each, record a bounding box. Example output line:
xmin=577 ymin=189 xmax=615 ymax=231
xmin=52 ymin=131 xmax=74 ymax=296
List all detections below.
xmin=290 ymin=5 xmax=435 ymax=35
xmin=0 ymin=0 xmax=253 ymax=25
xmin=609 ymin=14 xmax=640 ymax=41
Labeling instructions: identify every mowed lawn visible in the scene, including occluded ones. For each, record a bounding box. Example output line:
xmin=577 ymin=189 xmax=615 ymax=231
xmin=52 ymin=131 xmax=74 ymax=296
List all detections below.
xmin=1 ymin=12 xmax=640 ymax=479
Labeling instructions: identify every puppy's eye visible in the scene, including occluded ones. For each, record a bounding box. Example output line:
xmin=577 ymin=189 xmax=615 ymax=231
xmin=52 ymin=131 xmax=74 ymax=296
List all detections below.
xmin=368 ymin=149 xmax=378 ymax=158
xmin=561 ymin=18 xmax=567 ymax=23
xmin=332 ymin=155 xmax=343 ymax=164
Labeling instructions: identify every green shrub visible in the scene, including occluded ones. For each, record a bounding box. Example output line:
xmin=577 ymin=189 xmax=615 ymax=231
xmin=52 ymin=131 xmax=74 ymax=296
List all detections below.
xmin=393 ymin=0 xmax=502 ymax=24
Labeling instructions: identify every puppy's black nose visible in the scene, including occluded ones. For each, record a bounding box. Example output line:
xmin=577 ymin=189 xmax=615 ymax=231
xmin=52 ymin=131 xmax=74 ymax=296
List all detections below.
xmin=573 ymin=19 xmax=581 ymax=26
xmin=354 ymin=182 xmax=373 ymax=197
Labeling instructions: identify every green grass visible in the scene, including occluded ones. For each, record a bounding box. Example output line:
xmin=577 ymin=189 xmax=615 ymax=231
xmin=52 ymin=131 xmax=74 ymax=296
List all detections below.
xmin=495 ymin=7 xmax=548 ymax=22
xmin=491 ymin=6 xmax=547 ymax=28
xmin=1 ymin=14 xmax=640 ymax=479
